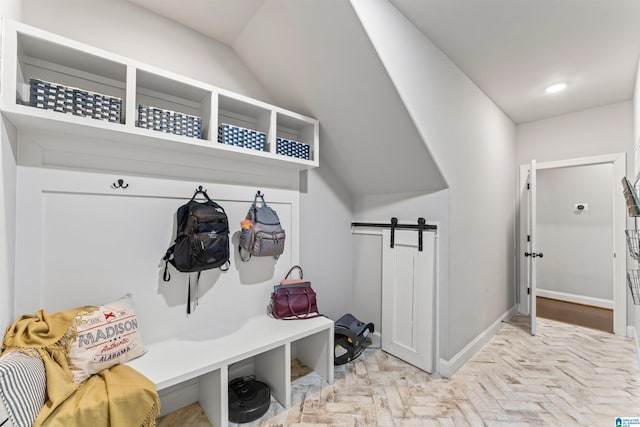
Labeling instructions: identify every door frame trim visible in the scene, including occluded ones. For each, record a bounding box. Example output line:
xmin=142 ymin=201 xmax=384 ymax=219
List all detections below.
xmin=517 ymin=153 xmax=626 ymax=335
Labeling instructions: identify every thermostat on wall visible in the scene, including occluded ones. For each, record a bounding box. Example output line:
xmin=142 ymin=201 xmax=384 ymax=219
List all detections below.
xmin=574 ymin=203 xmax=588 ymax=212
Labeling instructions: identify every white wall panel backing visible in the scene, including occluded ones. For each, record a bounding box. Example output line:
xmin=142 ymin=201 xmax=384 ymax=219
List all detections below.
xmin=15 ymin=167 xmax=300 ymax=344
xmin=0 ymin=117 xmax=18 ymax=333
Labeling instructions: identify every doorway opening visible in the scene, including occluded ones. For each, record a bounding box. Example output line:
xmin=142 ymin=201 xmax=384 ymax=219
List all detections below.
xmin=518 ymin=154 xmax=626 ymax=336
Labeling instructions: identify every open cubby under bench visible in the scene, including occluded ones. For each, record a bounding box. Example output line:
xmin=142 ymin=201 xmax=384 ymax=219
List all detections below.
xmin=126 ymin=314 xmax=334 ymax=426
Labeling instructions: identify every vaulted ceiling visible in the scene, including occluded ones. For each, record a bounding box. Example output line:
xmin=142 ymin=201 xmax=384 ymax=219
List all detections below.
xmin=129 ymin=0 xmax=640 ymax=124
xmin=127 ymin=0 xmax=640 ymax=195
xmin=130 ymin=0 xmax=449 ymax=196
xmin=390 ymin=0 xmax=640 ymax=124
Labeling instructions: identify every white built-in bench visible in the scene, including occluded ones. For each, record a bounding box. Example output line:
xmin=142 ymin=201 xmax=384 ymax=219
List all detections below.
xmin=126 ymin=314 xmax=334 ymax=426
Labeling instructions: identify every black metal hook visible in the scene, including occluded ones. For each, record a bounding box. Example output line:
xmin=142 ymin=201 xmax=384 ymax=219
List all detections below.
xmin=191 ymin=185 xmax=213 ymax=203
xmin=111 ymin=179 xmax=128 ymax=189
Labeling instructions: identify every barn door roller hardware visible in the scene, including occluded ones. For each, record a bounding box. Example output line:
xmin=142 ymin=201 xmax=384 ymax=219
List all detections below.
xmin=351 ymin=218 xmax=437 ymax=252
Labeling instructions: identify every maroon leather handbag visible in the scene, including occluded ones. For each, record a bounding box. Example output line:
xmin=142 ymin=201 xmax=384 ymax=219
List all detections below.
xmin=270 ymin=266 xmax=321 ymax=320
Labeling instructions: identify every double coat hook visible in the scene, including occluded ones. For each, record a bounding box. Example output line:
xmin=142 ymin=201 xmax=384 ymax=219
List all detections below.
xmin=111 ymin=179 xmax=129 ymax=189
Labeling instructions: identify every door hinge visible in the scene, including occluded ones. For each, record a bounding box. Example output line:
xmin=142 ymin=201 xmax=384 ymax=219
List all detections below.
xmin=527 ymin=183 xmax=530 ymax=190
xmin=527 ymin=235 xmax=530 ymax=242
xmin=527 ymin=287 xmax=530 ymax=295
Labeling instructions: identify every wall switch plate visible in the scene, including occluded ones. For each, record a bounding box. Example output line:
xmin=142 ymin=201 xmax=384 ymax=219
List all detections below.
xmin=574 ymin=203 xmax=588 ymax=212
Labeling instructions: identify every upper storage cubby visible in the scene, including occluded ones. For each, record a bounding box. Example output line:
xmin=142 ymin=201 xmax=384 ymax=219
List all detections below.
xmin=16 ymin=32 xmax=127 ymax=124
xmin=217 ymin=92 xmax=272 ymax=153
xmin=0 ymin=20 xmax=319 ymax=170
xmin=275 ymin=112 xmax=317 ymax=161
xmin=135 ymin=70 xmax=212 ymax=140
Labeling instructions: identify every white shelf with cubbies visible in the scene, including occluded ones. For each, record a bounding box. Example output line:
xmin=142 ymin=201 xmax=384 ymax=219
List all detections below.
xmin=0 ymin=20 xmax=319 ymax=171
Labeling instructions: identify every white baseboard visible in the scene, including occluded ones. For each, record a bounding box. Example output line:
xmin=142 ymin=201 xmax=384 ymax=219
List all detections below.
xmin=536 ymin=288 xmax=613 ymax=309
xmin=628 ymin=325 xmax=640 ymax=368
xmin=369 ymin=331 xmax=381 ymax=349
xmin=438 ymin=306 xmax=516 ymax=378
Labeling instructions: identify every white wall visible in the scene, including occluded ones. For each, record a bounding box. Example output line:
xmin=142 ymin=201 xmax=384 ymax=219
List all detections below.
xmin=300 ymin=165 xmax=354 ymax=321
xmin=634 ymin=60 xmax=640 ymax=176
xmin=0 ymin=0 xmax=22 ymax=335
xmin=631 ymin=60 xmax=640 ymax=343
xmin=517 ymin=100 xmax=633 ymax=325
xmin=351 ymin=0 xmax=517 ymax=361
xmin=0 ymin=118 xmax=17 ymax=333
xmin=517 ymin=101 xmax=633 ymax=172
xmin=0 ymin=0 xmax=21 ymax=22
xmin=537 ymin=164 xmax=613 ymax=301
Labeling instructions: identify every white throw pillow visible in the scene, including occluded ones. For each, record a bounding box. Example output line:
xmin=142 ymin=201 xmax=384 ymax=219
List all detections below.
xmin=67 ymin=294 xmax=147 ymax=383
xmin=0 ymin=351 xmax=46 ymax=427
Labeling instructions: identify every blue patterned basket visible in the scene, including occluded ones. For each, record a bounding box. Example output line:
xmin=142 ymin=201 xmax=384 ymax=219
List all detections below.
xmin=29 ymin=78 xmax=122 ymax=123
xmin=276 ymin=137 xmax=311 ymax=160
xmin=137 ymin=105 xmax=202 ymax=139
xmin=218 ymin=123 xmax=266 ymax=151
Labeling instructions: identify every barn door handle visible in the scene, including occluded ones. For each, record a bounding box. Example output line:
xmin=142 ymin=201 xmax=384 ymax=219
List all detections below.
xmin=417 ymin=217 xmax=425 ymax=252
xmin=390 ymin=217 xmax=398 ymax=249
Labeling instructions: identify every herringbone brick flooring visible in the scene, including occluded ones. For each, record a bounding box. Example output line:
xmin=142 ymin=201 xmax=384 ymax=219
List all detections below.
xmin=160 ymin=316 xmax=640 ymax=426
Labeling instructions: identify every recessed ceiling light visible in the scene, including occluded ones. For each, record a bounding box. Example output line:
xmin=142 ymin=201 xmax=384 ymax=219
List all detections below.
xmin=545 ymin=82 xmax=567 ymax=94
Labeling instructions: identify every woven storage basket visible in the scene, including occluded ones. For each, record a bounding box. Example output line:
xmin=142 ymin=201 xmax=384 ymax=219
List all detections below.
xmin=275 ymin=137 xmax=310 ymax=160
xmin=29 ymin=78 xmax=122 ymax=123
xmin=217 ymin=123 xmax=266 ymax=151
xmin=138 ymin=104 xmax=202 ymax=139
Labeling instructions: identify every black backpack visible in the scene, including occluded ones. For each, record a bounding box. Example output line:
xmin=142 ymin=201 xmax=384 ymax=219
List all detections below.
xmin=163 ymin=187 xmax=230 ymax=313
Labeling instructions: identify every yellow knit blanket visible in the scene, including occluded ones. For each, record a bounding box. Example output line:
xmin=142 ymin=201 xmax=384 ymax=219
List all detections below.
xmin=2 ymin=308 xmax=160 ymax=427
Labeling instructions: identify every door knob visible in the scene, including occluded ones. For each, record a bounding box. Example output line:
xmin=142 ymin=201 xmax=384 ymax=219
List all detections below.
xmin=524 ymin=252 xmax=543 ymax=258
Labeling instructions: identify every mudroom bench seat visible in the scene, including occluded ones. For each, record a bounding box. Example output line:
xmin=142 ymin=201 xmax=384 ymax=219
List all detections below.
xmin=126 ymin=314 xmax=334 ymax=426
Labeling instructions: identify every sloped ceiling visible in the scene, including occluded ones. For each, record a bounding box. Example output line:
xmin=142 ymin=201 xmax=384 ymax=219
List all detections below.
xmin=231 ymin=0 xmax=447 ymax=196
xmin=126 ymin=0 xmax=640 ymax=126
xmin=390 ymin=0 xmax=640 ymax=123
xmin=126 ymin=0 xmax=265 ymax=45
xmin=127 ymin=0 xmax=448 ymax=197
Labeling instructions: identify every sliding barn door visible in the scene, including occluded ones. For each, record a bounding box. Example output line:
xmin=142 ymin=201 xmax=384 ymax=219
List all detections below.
xmin=381 ymin=229 xmax=435 ymax=372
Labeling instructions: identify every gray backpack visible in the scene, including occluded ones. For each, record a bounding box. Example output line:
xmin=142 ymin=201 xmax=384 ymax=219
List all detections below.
xmin=239 ymin=192 xmax=285 ymax=261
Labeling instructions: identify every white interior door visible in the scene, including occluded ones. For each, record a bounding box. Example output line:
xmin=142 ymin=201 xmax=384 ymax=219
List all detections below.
xmin=381 ymin=229 xmax=435 ymax=372
xmin=528 ymin=159 xmax=538 ymax=336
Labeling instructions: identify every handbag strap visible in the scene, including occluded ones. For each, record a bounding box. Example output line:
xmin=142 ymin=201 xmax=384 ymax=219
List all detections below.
xmin=284 ymin=265 xmax=303 ymax=280
xmin=284 ymin=289 xmax=321 ymax=320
